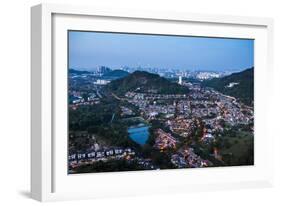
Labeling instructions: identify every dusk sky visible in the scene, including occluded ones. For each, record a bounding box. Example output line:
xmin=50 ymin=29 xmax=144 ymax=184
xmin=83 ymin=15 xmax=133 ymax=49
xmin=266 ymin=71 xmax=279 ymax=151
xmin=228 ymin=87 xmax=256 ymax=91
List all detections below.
xmin=68 ymin=31 xmax=254 ymax=71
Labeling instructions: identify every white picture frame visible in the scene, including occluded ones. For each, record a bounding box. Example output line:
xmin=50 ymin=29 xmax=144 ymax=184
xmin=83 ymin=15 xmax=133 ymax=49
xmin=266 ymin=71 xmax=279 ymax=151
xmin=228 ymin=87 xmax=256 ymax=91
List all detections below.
xmin=31 ymin=3 xmax=274 ymax=202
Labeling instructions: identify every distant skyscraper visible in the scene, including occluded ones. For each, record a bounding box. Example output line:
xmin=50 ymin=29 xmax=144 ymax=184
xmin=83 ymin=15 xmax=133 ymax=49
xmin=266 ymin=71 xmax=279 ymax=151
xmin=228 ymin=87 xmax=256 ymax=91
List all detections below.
xmin=98 ymin=66 xmax=111 ymax=75
xmin=178 ymin=76 xmax=182 ymax=85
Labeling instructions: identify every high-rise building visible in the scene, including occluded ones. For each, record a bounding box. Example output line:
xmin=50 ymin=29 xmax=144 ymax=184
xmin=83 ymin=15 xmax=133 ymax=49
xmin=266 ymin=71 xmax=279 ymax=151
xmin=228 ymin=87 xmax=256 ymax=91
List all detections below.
xmin=178 ymin=76 xmax=182 ymax=85
xmin=98 ymin=66 xmax=111 ymax=75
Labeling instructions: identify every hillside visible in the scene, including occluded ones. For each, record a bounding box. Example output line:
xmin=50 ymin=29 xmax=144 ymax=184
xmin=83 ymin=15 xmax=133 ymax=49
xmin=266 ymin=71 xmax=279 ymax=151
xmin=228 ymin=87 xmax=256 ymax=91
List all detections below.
xmin=102 ymin=69 xmax=129 ymax=80
xmin=202 ymin=67 xmax=254 ymax=106
xmin=106 ymin=71 xmax=189 ymax=95
xmin=69 ymin=68 xmax=91 ymax=75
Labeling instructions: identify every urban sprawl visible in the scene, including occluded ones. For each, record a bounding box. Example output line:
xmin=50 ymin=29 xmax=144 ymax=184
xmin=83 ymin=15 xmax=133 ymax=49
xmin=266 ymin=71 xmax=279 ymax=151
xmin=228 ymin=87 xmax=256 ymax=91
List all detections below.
xmin=68 ymin=66 xmax=254 ymax=173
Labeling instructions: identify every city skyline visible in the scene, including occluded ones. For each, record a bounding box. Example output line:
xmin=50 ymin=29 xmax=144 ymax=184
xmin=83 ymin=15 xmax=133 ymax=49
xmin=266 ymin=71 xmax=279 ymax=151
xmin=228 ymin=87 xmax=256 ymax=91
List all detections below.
xmin=68 ymin=31 xmax=254 ymax=72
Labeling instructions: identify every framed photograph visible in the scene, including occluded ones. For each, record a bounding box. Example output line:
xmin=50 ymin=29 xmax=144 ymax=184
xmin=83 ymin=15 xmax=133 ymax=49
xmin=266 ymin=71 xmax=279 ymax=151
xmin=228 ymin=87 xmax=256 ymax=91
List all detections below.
xmin=31 ymin=3 xmax=274 ymax=201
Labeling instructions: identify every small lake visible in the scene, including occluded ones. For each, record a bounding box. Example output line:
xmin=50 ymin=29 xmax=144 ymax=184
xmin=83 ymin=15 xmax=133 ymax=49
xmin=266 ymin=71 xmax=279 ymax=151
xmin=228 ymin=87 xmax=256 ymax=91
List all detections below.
xmin=128 ymin=124 xmax=150 ymax=145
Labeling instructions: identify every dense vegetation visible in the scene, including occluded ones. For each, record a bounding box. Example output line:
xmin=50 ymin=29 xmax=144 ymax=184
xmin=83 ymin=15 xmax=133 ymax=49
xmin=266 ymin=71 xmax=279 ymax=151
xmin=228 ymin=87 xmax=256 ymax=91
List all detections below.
xmin=106 ymin=71 xmax=189 ymax=96
xmin=69 ymin=98 xmax=139 ymax=149
xmin=102 ymin=69 xmax=129 ymax=80
xmin=202 ymin=68 xmax=254 ymax=106
xmin=216 ymin=126 xmax=254 ymax=166
xmin=69 ymin=68 xmax=92 ymax=75
xmin=74 ymin=159 xmax=146 ymax=173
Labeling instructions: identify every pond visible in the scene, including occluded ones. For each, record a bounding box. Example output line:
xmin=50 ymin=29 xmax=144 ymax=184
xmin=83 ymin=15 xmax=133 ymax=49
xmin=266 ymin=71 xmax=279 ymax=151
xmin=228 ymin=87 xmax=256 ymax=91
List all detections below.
xmin=128 ymin=123 xmax=150 ymax=145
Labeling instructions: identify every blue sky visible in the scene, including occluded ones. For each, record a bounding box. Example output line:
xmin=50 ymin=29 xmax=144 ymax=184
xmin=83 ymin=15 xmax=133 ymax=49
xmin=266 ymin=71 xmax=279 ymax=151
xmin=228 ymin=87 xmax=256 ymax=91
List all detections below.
xmin=68 ymin=31 xmax=254 ymax=71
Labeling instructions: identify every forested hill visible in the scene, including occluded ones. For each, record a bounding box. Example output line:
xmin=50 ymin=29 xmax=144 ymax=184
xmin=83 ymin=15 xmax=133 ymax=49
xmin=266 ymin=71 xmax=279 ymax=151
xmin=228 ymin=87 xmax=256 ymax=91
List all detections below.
xmin=202 ymin=67 xmax=254 ymax=106
xmin=69 ymin=68 xmax=91 ymax=75
xmin=102 ymin=69 xmax=129 ymax=80
xmin=106 ymin=71 xmax=189 ymax=95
